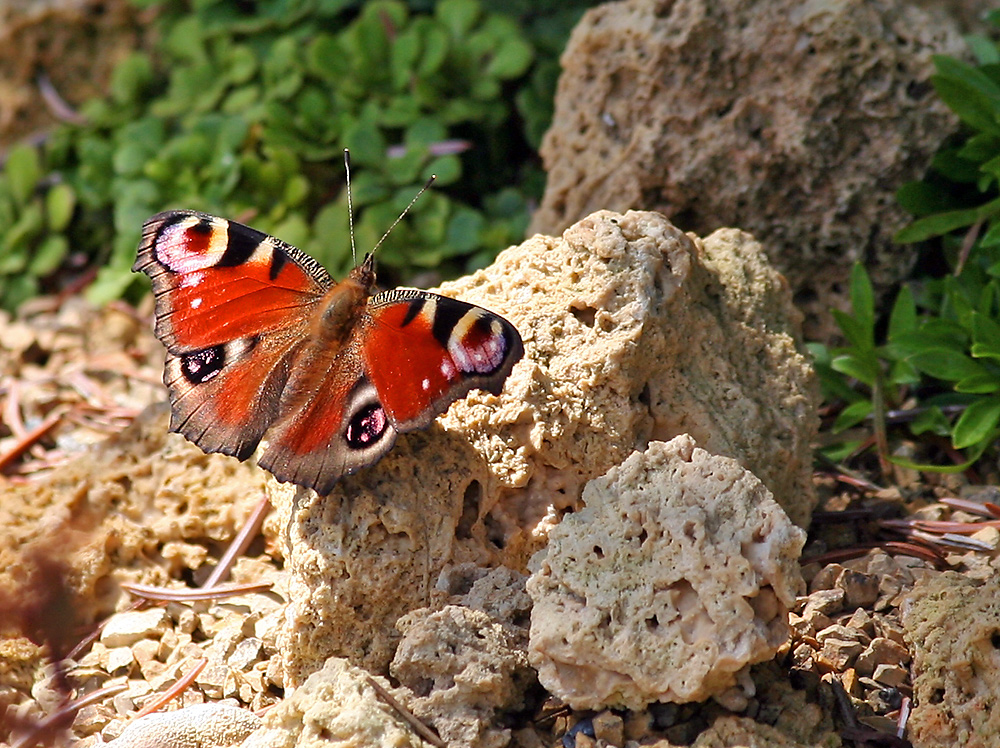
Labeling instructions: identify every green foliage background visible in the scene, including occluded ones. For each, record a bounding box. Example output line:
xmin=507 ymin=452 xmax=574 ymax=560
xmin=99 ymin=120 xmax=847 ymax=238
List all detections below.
xmin=813 ymin=11 xmax=1000 ymax=474
xmin=0 ymin=0 xmax=594 ymax=310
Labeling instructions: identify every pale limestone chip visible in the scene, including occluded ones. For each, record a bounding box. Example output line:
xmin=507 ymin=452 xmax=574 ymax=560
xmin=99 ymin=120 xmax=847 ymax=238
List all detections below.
xmin=101 ymin=608 xmax=171 ymax=648
xmin=106 ymin=702 xmax=260 ymax=748
xmin=527 ymin=436 xmax=805 ymax=709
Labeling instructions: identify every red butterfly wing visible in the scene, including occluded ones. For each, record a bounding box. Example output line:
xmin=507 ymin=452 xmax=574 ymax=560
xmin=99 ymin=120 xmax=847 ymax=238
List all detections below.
xmin=362 ymin=290 xmax=524 ymax=431
xmin=134 ymin=210 xmax=332 ymax=460
xmin=257 ymin=288 xmax=523 ymax=495
xmin=257 ymin=351 xmax=398 ymax=495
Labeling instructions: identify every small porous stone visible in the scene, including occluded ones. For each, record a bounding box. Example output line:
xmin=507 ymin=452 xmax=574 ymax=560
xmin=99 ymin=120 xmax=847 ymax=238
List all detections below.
xmin=528 ymin=437 xmax=805 ymax=709
xmin=228 ymin=637 xmax=263 ymax=671
xmin=815 ymin=625 xmax=868 ymax=647
xmin=240 ymin=658 xmax=423 ymax=748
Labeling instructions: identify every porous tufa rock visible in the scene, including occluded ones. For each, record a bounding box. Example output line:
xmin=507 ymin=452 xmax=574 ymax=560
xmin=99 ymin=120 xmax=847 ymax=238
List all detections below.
xmin=529 ymin=0 xmax=965 ymax=339
xmin=239 ymin=657 xmax=423 ymax=748
xmin=269 ymin=209 xmax=817 ymax=682
xmin=390 ymin=605 xmax=535 ymax=748
xmin=902 ymin=572 xmax=1000 ymax=748
xmin=527 ymin=436 xmax=806 ymax=710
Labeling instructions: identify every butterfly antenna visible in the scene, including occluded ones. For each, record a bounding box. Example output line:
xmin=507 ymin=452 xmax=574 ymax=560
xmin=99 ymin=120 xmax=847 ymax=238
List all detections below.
xmin=344 ymin=149 xmax=358 ymax=266
xmin=368 ymin=174 xmax=437 ymax=259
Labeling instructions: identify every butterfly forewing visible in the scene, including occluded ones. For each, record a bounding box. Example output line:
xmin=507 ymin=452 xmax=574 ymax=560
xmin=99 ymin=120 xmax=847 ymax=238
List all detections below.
xmin=135 ymin=211 xmax=333 ymax=460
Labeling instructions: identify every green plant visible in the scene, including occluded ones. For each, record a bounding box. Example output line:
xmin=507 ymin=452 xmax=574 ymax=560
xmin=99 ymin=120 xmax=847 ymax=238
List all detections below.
xmin=0 ymin=0 xmax=597 ymax=313
xmin=815 ymin=17 xmax=1000 ymax=473
xmin=0 ymin=145 xmax=77 ymax=310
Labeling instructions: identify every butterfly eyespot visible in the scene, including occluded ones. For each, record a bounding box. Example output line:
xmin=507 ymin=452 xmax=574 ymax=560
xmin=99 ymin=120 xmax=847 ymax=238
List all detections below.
xmin=180 ymin=345 xmax=226 ymax=384
xmin=346 ymin=403 xmax=389 ymax=449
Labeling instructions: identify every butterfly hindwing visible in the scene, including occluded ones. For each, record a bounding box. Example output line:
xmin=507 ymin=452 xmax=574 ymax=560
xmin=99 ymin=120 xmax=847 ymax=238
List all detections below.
xmin=134 ymin=210 xmax=332 ymax=459
xmin=362 ymin=290 xmax=524 ymax=431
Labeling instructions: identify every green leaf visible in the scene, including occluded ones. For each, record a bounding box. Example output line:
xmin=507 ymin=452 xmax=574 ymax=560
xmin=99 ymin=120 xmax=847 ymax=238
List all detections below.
xmin=967 ymin=34 xmax=1000 ymax=66
xmin=933 ymin=55 xmax=1000 ymax=135
xmin=445 ymin=206 xmax=484 ymax=254
xmin=832 ymin=309 xmax=874 ymax=353
xmin=895 ymin=199 xmax=1000 ymax=243
xmin=45 ymin=183 xmax=76 ymax=232
xmin=980 ymin=220 xmax=1000 ymax=248
xmin=0 ymin=273 xmax=37 ymax=312
xmin=831 ymin=352 xmax=880 ymax=386
xmin=110 ymin=52 xmax=153 ymax=104
xmin=832 ymin=399 xmax=873 ymax=432
xmin=5 ymin=144 xmax=40 ymax=207
xmin=908 ymin=347 xmax=991 ymax=382
xmin=887 ymin=358 xmax=921 ymax=386
xmin=955 ymin=372 xmax=1000 ymax=393
xmin=970 ymin=311 xmax=1000 ymax=361
xmin=437 ymin=0 xmax=481 ymax=37
xmin=86 ymin=263 xmax=138 ymax=306
xmin=487 ymin=35 xmax=533 ymax=79
xmin=4 ymin=202 xmax=44 ymax=257
xmin=28 ymin=235 xmax=68 ymax=276
xmin=910 ymin=405 xmax=952 ymax=437
xmin=849 ymin=262 xmax=874 ymax=332
xmin=953 ymin=396 xmax=1000 ymax=448
xmin=887 ymin=285 xmax=917 ymax=340
xmin=896 ymin=180 xmax=961 ymax=217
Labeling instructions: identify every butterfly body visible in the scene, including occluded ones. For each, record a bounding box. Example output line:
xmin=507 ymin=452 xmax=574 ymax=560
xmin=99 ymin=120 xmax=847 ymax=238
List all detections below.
xmin=134 ymin=210 xmax=523 ymax=494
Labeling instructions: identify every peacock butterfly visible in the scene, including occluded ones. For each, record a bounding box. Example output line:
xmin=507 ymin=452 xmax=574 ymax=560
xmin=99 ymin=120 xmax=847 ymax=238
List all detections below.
xmin=133 ymin=209 xmax=523 ymax=495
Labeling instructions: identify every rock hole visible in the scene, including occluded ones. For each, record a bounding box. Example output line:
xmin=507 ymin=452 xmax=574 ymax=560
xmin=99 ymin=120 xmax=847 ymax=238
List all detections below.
xmin=592 ymin=545 xmax=604 ymax=558
xmin=456 ymin=480 xmax=481 ymax=540
xmin=637 ymin=383 xmax=651 ymax=406
xmin=638 ymin=527 xmax=648 ymax=545
xmin=645 ymin=614 xmax=660 ymax=631
xmin=411 ymin=676 xmax=433 ymax=698
xmin=484 ymin=511 xmax=506 ymax=549
xmin=570 ymin=302 xmax=597 ymax=327
xmin=930 ymin=688 xmax=945 ymax=704
xmin=992 ymin=630 xmax=1000 ymax=650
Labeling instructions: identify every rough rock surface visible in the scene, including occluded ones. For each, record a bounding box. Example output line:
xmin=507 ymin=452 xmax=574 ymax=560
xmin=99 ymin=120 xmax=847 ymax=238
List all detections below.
xmin=527 ymin=436 xmax=806 ymax=710
xmin=529 ymin=0 xmax=966 ymax=338
xmin=0 ymin=404 xmax=270 ymax=707
xmin=239 ymin=658 xmax=422 ymax=748
xmin=270 ymin=209 xmax=817 ymax=682
xmin=690 ymin=715 xmax=821 ymax=748
xmin=390 ymin=605 xmax=534 ymax=748
xmin=106 ymin=703 xmax=260 ymax=748
xmin=901 ymin=572 xmax=1000 ymax=748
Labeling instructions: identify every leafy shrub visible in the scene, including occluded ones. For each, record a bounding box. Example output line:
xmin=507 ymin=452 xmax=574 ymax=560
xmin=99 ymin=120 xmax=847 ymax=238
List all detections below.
xmin=814 ymin=15 xmax=1000 ymax=473
xmin=0 ymin=145 xmax=77 ymax=310
xmin=0 ymin=0 xmax=596 ymax=310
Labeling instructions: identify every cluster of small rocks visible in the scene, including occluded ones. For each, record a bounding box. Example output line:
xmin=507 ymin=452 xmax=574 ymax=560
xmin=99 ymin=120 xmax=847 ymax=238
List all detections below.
xmin=790 ymin=550 xmax=935 ymax=733
xmin=55 ymin=587 xmax=285 ymax=744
